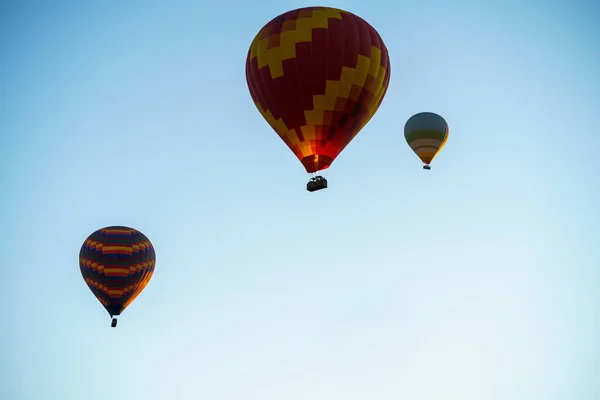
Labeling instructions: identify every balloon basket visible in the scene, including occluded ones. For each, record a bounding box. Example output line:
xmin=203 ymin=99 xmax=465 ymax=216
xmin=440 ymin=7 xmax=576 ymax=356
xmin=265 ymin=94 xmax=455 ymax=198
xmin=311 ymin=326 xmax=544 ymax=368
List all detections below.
xmin=307 ymin=176 xmax=328 ymax=192
xmin=111 ymin=318 xmax=118 ymax=328
xmin=423 ymin=165 xmax=431 ymax=170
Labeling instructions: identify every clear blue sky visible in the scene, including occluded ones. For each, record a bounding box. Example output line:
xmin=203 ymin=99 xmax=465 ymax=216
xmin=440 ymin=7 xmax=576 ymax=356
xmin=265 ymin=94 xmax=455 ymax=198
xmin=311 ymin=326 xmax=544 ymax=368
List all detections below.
xmin=1 ymin=1 xmax=599 ymax=399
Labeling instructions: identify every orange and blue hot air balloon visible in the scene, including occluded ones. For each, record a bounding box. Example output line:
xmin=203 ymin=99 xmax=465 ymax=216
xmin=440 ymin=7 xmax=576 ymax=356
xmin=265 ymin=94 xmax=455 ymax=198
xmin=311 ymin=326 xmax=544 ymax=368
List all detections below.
xmin=79 ymin=226 xmax=156 ymax=327
xmin=404 ymin=112 xmax=449 ymax=170
xmin=245 ymin=6 xmax=391 ymax=192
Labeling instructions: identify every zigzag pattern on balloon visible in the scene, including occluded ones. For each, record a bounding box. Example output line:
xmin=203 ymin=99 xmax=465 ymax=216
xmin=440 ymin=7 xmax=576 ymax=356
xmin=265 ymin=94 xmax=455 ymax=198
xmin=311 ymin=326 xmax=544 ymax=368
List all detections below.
xmin=246 ymin=6 xmax=391 ymax=173
xmin=80 ymin=253 xmax=155 ymax=277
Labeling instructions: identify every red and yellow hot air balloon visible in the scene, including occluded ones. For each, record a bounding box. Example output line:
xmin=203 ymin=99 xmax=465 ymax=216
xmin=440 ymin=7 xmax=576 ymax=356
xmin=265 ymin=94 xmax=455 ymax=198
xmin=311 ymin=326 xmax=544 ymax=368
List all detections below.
xmin=79 ymin=226 xmax=156 ymax=327
xmin=246 ymin=6 xmax=391 ymax=192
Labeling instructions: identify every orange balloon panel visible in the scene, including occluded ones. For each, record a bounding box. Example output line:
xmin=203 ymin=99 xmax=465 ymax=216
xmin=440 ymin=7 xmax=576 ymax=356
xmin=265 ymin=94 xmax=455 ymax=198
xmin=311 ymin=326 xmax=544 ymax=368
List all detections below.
xmin=246 ymin=6 xmax=391 ymax=173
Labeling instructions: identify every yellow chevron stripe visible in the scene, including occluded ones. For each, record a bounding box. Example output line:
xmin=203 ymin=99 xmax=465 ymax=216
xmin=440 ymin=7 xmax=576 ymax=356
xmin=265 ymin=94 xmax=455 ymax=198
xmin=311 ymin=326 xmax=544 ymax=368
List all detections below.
xmin=80 ymin=258 xmax=155 ymax=275
xmin=252 ymin=47 xmax=388 ymax=159
xmin=249 ymin=8 xmax=344 ymax=78
xmin=83 ymin=240 xmax=153 ymax=252
xmin=84 ymin=277 xmax=137 ymax=297
xmin=101 ymin=228 xmax=135 ymax=235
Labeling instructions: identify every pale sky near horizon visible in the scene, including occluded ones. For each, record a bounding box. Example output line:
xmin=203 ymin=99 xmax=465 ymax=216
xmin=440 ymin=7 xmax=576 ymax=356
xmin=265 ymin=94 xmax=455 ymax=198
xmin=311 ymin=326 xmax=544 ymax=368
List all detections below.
xmin=1 ymin=1 xmax=599 ymax=399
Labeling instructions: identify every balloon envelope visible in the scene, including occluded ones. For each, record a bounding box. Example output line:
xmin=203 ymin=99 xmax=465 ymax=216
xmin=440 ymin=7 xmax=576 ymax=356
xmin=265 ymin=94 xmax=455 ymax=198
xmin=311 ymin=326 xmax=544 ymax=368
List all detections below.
xmin=79 ymin=226 xmax=156 ymax=317
xmin=404 ymin=112 xmax=449 ymax=166
xmin=246 ymin=6 xmax=391 ymax=173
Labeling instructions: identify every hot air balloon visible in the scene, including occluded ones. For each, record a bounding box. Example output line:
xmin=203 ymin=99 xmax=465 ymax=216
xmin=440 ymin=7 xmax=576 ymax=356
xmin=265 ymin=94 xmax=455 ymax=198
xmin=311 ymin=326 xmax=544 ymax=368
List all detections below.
xmin=79 ymin=226 xmax=156 ymax=327
xmin=404 ymin=112 xmax=449 ymax=170
xmin=245 ymin=6 xmax=391 ymax=192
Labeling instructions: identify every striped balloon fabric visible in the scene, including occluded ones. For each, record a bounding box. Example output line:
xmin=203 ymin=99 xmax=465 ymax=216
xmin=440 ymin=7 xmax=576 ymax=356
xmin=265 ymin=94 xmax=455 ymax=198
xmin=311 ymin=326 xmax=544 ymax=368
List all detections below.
xmin=404 ymin=112 xmax=449 ymax=169
xmin=246 ymin=6 xmax=391 ymax=174
xmin=79 ymin=226 xmax=156 ymax=319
